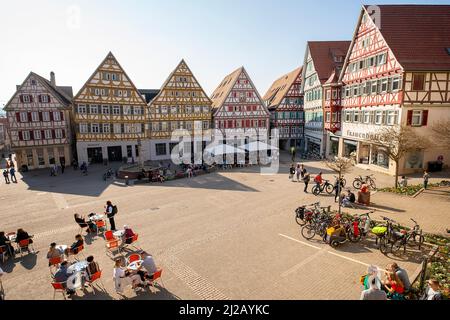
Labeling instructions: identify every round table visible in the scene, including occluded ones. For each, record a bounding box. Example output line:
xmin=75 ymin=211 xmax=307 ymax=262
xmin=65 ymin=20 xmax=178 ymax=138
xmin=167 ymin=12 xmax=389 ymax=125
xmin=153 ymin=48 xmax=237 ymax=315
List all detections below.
xmin=127 ymin=260 xmax=143 ymax=271
xmin=67 ymin=260 xmax=88 ymax=274
xmin=113 ymin=230 xmax=125 ymax=237
xmin=55 ymin=245 xmax=67 ymax=254
xmin=89 ymin=214 xmax=105 ymax=221
xmin=66 ymin=272 xmax=83 ymax=290
xmin=6 ymin=233 xmax=16 ymax=242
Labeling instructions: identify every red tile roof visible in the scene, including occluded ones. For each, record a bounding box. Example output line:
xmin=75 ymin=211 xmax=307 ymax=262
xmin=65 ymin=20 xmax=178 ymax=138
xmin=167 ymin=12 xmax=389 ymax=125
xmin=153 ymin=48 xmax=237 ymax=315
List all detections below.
xmin=365 ymin=5 xmax=450 ymax=71
xmin=308 ymin=41 xmax=351 ymax=83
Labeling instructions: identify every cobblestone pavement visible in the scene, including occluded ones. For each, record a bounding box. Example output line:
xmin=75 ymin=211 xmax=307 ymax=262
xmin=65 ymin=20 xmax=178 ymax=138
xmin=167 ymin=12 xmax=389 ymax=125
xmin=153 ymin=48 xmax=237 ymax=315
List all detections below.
xmin=0 ymin=152 xmax=447 ymax=300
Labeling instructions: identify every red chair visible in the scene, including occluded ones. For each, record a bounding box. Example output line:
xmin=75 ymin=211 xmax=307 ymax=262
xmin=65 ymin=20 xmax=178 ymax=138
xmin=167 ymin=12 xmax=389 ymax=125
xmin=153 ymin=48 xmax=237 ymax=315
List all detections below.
xmin=68 ymin=245 xmax=84 ymax=261
xmin=105 ymin=239 xmax=121 ymax=258
xmin=96 ymin=220 xmax=107 ymax=236
xmin=105 ymin=230 xmax=116 ymax=242
xmin=123 ymin=233 xmax=140 ymax=250
xmin=18 ymin=238 xmax=35 ymax=257
xmin=148 ymin=268 xmax=164 ymax=292
xmin=48 ymin=256 xmax=63 ymax=275
xmin=127 ymin=253 xmax=141 ymax=264
xmin=86 ymin=270 xmax=106 ymax=293
xmin=51 ymin=282 xmax=67 ymax=300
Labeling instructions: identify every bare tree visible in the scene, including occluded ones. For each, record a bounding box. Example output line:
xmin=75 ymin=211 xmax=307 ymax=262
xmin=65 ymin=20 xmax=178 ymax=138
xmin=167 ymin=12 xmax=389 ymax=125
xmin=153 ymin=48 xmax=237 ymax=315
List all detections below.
xmin=324 ymin=156 xmax=355 ymax=215
xmin=371 ymin=126 xmax=430 ymax=188
xmin=431 ymin=120 xmax=450 ymax=148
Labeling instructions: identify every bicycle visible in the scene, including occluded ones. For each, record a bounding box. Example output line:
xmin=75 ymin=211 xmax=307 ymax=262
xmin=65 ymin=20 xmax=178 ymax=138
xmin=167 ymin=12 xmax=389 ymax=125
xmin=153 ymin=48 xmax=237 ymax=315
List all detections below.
xmin=103 ymin=168 xmax=114 ymax=181
xmin=333 ymin=175 xmax=347 ymax=188
xmin=353 ymin=174 xmax=377 ymax=190
xmin=375 ymin=216 xmax=403 ymax=254
xmin=346 ymin=211 xmax=376 ymax=243
xmin=301 ymin=211 xmax=333 ymax=240
xmin=391 ymin=218 xmax=425 ymax=254
xmin=312 ymin=180 xmax=334 ymax=196
xmin=295 ymin=202 xmax=321 ymax=226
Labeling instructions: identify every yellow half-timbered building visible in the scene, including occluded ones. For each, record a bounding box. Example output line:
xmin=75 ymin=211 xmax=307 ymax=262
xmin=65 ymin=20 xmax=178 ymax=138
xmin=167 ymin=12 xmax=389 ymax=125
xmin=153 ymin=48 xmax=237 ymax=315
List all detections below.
xmin=148 ymin=59 xmax=212 ymax=160
xmin=73 ymin=52 xmax=148 ymax=164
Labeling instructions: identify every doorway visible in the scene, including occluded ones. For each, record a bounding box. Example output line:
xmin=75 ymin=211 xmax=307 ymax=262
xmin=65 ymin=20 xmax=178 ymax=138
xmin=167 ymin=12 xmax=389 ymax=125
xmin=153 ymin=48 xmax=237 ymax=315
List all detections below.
xmin=87 ymin=147 xmax=103 ymax=164
xmin=107 ymin=146 xmax=122 ymax=162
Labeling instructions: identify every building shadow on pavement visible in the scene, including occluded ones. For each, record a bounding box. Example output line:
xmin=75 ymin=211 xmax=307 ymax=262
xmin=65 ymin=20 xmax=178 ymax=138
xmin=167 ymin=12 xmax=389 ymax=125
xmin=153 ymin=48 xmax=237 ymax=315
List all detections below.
xmin=120 ymin=285 xmax=181 ymax=300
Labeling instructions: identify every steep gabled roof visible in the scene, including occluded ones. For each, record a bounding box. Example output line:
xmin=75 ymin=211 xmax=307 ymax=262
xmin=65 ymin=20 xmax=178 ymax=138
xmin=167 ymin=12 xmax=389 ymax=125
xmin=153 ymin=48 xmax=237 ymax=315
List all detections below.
xmin=263 ymin=67 xmax=302 ymax=109
xmin=308 ymin=41 xmax=351 ymax=83
xmin=4 ymin=72 xmax=73 ymax=111
xmin=210 ymin=67 xmax=243 ymax=110
xmin=362 ymin=5 xmax=450 ymax=71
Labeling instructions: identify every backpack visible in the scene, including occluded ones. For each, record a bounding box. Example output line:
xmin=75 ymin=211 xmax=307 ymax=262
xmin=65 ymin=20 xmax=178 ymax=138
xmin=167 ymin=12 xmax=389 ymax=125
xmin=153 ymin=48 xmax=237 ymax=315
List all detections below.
xmin=112 ymin=205 xmax=118 ymax=215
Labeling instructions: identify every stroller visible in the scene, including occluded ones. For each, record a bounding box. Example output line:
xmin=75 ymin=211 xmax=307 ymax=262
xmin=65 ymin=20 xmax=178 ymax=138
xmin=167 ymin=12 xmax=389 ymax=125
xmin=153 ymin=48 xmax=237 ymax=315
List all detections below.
xmin=325 ymin=225 xmax=348 ymax=247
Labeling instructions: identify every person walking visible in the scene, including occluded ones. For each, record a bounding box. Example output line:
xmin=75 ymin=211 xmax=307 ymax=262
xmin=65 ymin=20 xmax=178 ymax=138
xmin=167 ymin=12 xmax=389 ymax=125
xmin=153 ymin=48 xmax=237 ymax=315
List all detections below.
xmin=9 ymin=167 xmax=17 ymax=183
xmin=2 ymin=170 xmax=9 ymax=184
xmin=423 ymin=171 xmax=430 ymax=190
xmin=290 ymin=146 xmax=296 ymax=162
xmin=303 ymin=170 xmax=311 ymax=193
xmin=105 ymin=201 xmax=117 ymax=231
xmin=295 ymin=164 xmax=301 ymax=182
xmin=289 ymin=164 xmax=295 ymax=182
xmin=300 ymin=164 xmax=306 ymax=180
xmin=60 ymin=159 xmax=65 ymax=174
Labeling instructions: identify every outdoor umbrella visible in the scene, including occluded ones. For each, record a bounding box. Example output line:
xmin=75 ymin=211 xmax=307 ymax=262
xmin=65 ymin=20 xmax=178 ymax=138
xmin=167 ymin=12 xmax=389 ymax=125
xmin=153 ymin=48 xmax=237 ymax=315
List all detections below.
xmin=204 ymin=144 xmax=246 ymax=156
xmin=242 ymin=141 xmax=279 ymax=152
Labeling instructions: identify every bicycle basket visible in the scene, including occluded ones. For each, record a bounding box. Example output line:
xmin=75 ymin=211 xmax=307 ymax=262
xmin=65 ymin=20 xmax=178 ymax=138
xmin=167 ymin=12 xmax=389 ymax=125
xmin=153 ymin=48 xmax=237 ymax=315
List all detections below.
xmin=372 ymin=226 xmax=387 ymax=236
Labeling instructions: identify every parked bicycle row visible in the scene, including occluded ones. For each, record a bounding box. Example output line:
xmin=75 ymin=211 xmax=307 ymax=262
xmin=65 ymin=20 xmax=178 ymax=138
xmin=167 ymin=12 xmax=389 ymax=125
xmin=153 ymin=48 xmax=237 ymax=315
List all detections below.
xmin=294 ymin=202 xmax=424 ymax=254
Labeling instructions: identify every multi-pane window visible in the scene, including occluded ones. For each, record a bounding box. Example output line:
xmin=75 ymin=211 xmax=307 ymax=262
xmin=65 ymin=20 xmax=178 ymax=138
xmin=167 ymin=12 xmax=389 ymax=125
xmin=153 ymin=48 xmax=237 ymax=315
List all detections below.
xmin=345 ymin=111 xmax=352 ymax=122
xmin=20 ymin=112 xmax=28 ymax=122
xmin=78 ymin=105 xmax=87 ymax=113
xmin=387 ymin=110 xmax=398 ymax=126
xmin=90 ymin=105 xmax=98 ymax=114
xmin=103 ymin=124 xmax=110 ymax=133
xmin=152 ymin=122 xmax=160 ymax=131
xmin=377 ymin=53 xmax=387 ymax=65
xmin=53 ymin=111 xmax=61 ymax=121
xmin=41 ymin=95 xmax=49 ymax=103
xmin=134 ymin=106 xmax=143 ymax=115
xmin=112 ymin=106 xmax=120 ymax=115
xmin=364 ymin=111 xmax=370 ymax=123
xmin=22 ymin=131 xmax=31 ymax=140
xmin=113 ymin=123 xmax=121 ymax=133
xmin=55 ymin=129 xmax=63 ymax=139
xmin=44 ymin=129 xmax=52 ymax=139
xmin=371 ymin=81 xmax=378 ymax=94
xmin=194 ymin=106 xmax=201 ymax=113
xmin=80 ymin=123 xmax=88 ymax=133
xmin=155 ymin=143 xmax=167 ymax=156
xmin=375 ymin=111 xmax=383 ymax=124
xmin=170 ymin=106 xmax=177 ymax=114
xmin=381 ymin=79 xmax=388 ymax=93
xmin=325 ymin=112 xmax=331 ymax=122
xmin=31 ymin=112 xmax=39 ymax=122
xmin=91 ymin=124 xmax=99 ymax=133
xmin=353 ymin=111 xmax=360 ymax=123
xmin=123 ymin=106 xmax=131 ymax=115
xmin=102 ymin=106 xmax=110 ymax=115
xmin=391 ymin=77 xmax=401 ymax=91
xmin=203 ymin=106 xmax=210 ymax=113
xmin=22 ymin=95 xmax=31 ymax=103
xmin=203 ymin=121 xmax=209 ymax=130
xmin=34 ymin=130 xmax=41 ymax=140
xmin=411 ymin=110 xmax=423 ymax=126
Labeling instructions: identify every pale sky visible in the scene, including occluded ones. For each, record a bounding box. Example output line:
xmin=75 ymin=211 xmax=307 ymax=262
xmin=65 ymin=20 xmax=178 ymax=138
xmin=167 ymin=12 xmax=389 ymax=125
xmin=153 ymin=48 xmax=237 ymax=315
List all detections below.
xmin=1 ymin=0 xmax=450 ymax=111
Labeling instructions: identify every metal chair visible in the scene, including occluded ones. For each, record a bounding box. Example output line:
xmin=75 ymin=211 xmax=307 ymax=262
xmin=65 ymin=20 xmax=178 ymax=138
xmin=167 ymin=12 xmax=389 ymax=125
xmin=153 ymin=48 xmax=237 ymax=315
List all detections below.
xmin=48 ymin=256 xmax=63 ymax=276
xmin=85 ymin=270 xmax=106 ymax=293
xmin=96 ymin=219 xmax=107 ymax=237
xmin=105 ymin=239 xmax=122 ymax=258
xmin=147 ymin=268 xmax=164 ymax=292
xmin=51 ymin=281 xmax=67 ymax=300
xmin=18 ymin=238 xmax=35 ymax=257
xmin=68 ymin=245 xmax=85 ymax=262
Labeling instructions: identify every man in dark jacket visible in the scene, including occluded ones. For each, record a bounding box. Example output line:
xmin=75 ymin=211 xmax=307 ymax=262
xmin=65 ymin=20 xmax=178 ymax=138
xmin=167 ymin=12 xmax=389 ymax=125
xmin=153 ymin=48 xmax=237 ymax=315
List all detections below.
xmin=105 ymin=201 xmax=116 ymax=231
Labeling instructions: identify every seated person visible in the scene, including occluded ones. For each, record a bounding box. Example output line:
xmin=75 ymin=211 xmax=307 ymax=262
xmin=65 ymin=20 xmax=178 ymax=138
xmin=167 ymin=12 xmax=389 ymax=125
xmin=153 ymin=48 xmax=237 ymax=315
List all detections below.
xmin=388 ymin=263 xmax=411 ymax=292
xmin=0 ymin=231 xmax=15 ymax=258
xmin=383 ymin=271 xmax=405 ymax=300
xmin=65 ymin=234 xmax=84 ymax=256
xmin=123 ymin=225 xmax=136 ymax=244
xmin=421 ymin=279 xmax=443 ymax=300
xmin=54 ymin=261 xmax=75 ymax=295
xmin=342 ymin=190 xmax=356 ymax=207
xmin=399 ymin=176 xmax=408 ymax=188
xmin=47 ymin=242 xmax=64 ymax=263
xmin=113 ymin=259 xmax=143 ymax=293
xmin=360 ymin=184 xmax=369 ymax=193
xmin=136 ymin=251 xmax=158 ymax=282
xmin=85 ymin=255 xmax=100 ymax=281
xmin=15 ymin=228 xmax=33 ymax=251
xmin=74 ymin=213 xmax=96 ymax=233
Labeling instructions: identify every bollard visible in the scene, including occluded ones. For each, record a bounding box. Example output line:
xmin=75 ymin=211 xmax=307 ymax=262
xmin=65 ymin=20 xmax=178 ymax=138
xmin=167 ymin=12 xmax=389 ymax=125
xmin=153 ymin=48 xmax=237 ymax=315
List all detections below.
xmin=125 ymin=176 xmax=129 ymax=186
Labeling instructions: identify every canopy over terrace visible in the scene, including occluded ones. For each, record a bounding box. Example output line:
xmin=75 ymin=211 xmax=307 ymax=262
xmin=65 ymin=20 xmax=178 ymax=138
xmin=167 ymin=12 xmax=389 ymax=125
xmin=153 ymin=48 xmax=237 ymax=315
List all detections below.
xmin=204 ymin=144 xmax=246 ymax=156
xmin=241 ymin=141 xmax=279 ymax=152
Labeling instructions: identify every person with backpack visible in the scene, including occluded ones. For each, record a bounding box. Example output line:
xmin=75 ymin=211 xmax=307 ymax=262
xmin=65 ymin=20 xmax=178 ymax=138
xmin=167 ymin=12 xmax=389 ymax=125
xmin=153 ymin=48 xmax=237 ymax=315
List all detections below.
xmin=105 ymin=201 xmax=117 ymax=231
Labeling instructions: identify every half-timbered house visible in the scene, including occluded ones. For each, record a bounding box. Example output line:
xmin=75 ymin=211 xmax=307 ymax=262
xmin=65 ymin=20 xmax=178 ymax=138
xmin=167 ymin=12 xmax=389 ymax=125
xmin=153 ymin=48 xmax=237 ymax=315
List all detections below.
xmin=73 ymin=52 xmax=148 ymax=164
xmin=147 ymin=60 xmax=212 ymax=161
xmin=300 ymin=41 xmax=350 ymax=156
xmin=339 ymin=5 xmax=450 ymax=175
xmin=4 ymin=72 xmax=73 ymax=170
xmin=263 ymin=67 xmax=304 ymax=151
xmin=211 ymin=67 xmax=270 ymax=146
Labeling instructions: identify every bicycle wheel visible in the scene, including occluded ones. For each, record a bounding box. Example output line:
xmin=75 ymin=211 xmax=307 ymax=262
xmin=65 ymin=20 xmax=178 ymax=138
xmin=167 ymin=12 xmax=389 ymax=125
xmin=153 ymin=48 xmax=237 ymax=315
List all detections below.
xmin=348 ymin=227 xmax=362 ymax=243
xmin=379 ymin=237 xmax=389 ymax=254
xmin=391 ymin=239 xmax=405 ymax=255
xmin=369 ymin=179 xmax=377 ymax=190
xmin=295 ymin=213 xmax=306 ymax=226
xmin=301 ymin=225 xmax=316 ymax=240
xmin=353 ymin=179 xmax=362 ymax=189
xmin=312 ymin=186 xmax=320 ymax=196
xmin=325 ymin=184 xmax=334 ymax=194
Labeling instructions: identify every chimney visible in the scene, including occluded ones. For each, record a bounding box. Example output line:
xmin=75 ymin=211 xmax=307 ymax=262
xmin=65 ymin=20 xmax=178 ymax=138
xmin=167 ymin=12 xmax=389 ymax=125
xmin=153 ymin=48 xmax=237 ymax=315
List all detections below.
xmin=50 ymin=71 xmax=56 ymax=87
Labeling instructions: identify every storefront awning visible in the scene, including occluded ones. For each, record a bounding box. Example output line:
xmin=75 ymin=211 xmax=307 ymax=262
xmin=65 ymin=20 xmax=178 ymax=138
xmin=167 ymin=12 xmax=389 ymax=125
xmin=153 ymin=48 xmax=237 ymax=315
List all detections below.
xmin=343 ymin=139 xmax=358 ymax=146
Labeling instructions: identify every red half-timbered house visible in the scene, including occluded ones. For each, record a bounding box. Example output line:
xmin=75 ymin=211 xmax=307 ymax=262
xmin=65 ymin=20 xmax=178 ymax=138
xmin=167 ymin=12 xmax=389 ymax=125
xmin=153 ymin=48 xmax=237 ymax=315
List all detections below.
xmin=339 ymin=5 xmax=450 ymax=175
xmin=211 ymin=67 xmax=270 ymax=144
xmin=263 ymin=67 xmax=304 ymax=150
xmin=4 ymin=72 xmax=73 ymax=170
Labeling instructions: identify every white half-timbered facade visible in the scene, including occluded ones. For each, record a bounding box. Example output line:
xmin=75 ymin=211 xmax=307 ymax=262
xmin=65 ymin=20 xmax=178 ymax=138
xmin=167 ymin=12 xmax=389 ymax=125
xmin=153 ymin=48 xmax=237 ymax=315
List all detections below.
xmin=211 ymin=67 xmax=270 ymax=145
xmin=4 ymin=72 xmax=73 ymax=170
xmin=73 ymin=52 xmax=148 ymax=164
xmin=339 ymin=5 xmax=450 ymax=175
xmin=263 ymin=67 xmax=304 ymax=150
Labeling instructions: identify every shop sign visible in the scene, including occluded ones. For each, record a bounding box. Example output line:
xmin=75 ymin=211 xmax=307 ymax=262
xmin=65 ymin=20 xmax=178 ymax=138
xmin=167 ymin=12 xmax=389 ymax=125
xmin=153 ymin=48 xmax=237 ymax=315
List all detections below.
xmin=345 ymin=130 xmax=379 ymax=140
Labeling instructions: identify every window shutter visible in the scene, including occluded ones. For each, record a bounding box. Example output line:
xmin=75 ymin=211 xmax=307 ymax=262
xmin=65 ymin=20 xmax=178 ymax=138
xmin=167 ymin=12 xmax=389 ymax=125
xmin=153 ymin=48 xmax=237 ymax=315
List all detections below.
xmin=422 ymin=110 xmax=429 ymax=126
xmin=30 ymin=131 xmax=34 ymax=140
xmin=62 ymin=129 xmax=66 ymax=138
xmin=18 ymin=131 xmax=23 ymax=140
xmin=16 ymin=112 xmax=20 ymax=122
xmin=407 ymin=110 xmax=413 ymax=126
xmin=28 ymin=112 xmax=32 ymax=122
xmin=60 ymin=111 xmax=64 ymax=121
xmin=39 ymin=112 xmax=43 ymax=122
xmin=52 ymin=129 xmax=56 ymax=139
xmin=19 ymin=95 xmax=24 ymax=103
xmin=50 ymin=112 xmax=54 ymax=121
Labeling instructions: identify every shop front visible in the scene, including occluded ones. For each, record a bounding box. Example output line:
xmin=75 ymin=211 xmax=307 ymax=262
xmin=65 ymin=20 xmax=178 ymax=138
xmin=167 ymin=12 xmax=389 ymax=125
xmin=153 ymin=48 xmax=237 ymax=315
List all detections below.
xmin=343 ymin=139 xmax=357 ymax=157
xmin=305 ymin=135 xmax=322 ymax=155
xmin=328 ymin=136 xmax=340 ymax=157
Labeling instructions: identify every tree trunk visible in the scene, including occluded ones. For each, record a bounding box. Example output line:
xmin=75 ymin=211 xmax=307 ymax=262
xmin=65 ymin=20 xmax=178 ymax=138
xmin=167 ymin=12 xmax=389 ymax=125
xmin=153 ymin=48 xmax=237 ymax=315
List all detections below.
xmin=394 ymin=160 xmax=399 ymax=188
